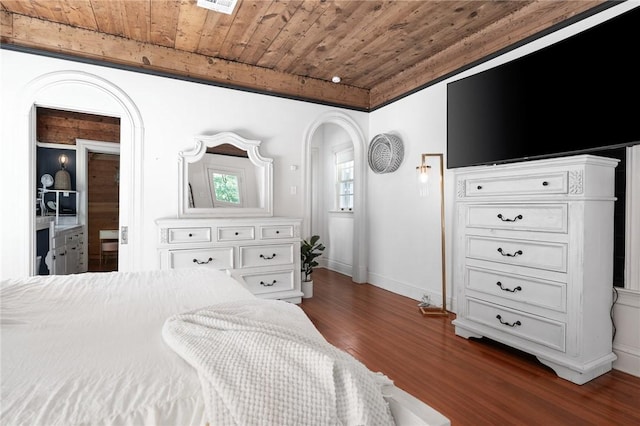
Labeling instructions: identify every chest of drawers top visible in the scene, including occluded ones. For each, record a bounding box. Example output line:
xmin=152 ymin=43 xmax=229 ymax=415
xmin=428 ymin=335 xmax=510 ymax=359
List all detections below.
xmin=156 ymin=217 xmax=301 ymax=246
xmin=455 ymin=154 xmax=619 ymax=201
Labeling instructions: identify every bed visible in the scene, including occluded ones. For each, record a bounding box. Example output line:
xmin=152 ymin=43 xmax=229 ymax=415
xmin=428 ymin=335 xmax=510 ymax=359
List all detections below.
xmin=0 ymin=268 xmax=450 ymax=426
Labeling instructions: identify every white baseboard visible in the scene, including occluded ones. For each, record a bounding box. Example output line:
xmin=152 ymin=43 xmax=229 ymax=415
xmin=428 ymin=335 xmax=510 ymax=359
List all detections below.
xmin=324 ymin=259 xmax=352 ymax=278
xmin=367 ymin=271 xmax=446 ymax=306
xmin=612 ymin=288 xmax=640 ymax=377
xmin=613 ymin=342 xmax=640 ymax=377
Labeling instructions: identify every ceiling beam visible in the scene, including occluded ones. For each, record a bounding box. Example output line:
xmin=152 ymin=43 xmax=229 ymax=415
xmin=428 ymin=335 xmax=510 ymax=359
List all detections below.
xmin=0 ymin=11 xmax=370 ymax=111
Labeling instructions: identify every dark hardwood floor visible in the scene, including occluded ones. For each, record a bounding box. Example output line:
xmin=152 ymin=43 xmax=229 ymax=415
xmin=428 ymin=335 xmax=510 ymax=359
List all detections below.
xmin=299 ymin=269 xmax=640 ymax=426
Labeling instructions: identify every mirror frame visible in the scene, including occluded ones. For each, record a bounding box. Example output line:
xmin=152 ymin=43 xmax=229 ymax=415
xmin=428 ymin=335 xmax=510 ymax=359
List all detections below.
xmin=178 ymin=132 xmax=273 ymax=218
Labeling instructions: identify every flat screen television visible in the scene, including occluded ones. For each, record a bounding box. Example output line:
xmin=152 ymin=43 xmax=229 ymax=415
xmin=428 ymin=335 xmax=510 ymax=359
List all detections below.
xmin=446 ymin=6 xmax=640 ymax=169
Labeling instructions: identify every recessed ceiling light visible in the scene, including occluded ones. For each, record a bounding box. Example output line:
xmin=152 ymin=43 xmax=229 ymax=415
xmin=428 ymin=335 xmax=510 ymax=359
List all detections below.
xmin=197 ymin=0 xmax=238 ymax=15
xmin=332 ymin=76 xmax=341 ymax=83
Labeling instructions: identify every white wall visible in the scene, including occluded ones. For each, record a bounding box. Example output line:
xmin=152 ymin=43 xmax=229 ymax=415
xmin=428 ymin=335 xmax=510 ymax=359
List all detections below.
xmin=367 ymin=84 xmax=450 ymax=305
xmin=0 ymin=49 xmax=368 ymax=278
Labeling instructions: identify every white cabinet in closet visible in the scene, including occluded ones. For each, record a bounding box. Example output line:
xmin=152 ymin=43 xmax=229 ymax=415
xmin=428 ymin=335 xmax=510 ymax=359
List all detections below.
xmin=452 ymin=155 xmax=619 ymax=384
xmin=156 ymin=217 xmax=303 ymax=303
xmin=48 ymin=225 xmax=86 ymax=275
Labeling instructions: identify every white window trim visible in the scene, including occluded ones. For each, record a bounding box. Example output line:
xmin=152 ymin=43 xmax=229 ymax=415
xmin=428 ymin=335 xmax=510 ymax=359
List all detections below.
xmin=206 ymin=166 xmax=246 ymax=208
xmin=334 ymin=145 xmax=354 ymax=212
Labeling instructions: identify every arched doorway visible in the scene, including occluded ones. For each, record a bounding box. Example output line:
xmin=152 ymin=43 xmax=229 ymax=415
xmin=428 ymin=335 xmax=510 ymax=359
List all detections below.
xmin=18 ymin=70 xmax=144 ymax=275
xmin=303 ymin=111 xmax=368 ymax=283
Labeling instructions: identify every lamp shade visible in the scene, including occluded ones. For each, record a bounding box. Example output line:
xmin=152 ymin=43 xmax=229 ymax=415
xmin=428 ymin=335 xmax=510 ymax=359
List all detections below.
xmin=54 ymin=169 xmax=71 ymax=190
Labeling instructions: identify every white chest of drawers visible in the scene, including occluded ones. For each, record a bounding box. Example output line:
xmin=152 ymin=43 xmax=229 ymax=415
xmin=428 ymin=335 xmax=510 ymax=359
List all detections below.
xmin=451 ymin=155 xmax=619 ymax=384
xmin=156 ymin=217 xmax=303 ymax=303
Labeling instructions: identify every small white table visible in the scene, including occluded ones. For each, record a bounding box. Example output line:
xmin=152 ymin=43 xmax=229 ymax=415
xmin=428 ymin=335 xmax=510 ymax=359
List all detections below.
xmin=99 ymin=229 xmax=119 ymax=265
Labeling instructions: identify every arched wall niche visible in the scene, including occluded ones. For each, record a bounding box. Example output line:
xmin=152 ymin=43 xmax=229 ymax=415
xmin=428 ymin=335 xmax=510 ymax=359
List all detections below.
xmin=303 ymin=111 xmax=368 ymax=283
xmin=16 ymin=70 xmax=144 ymax=276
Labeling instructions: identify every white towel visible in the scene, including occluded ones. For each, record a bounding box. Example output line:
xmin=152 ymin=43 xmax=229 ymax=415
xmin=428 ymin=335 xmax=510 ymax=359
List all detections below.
xmin=163 ymin=299 xmax=395 ymax=426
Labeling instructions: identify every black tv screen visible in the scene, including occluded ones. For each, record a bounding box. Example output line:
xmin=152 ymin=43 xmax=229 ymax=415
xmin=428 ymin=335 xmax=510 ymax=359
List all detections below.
xmin=447 ymin=6 xmax=640 ymax=169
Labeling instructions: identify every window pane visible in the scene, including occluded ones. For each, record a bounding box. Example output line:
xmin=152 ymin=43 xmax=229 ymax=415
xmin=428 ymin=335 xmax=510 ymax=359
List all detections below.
xmin=212 ymin=173 xmax=240 ymax=204
xmin=340 ymin=182 xmax=353 ymax=195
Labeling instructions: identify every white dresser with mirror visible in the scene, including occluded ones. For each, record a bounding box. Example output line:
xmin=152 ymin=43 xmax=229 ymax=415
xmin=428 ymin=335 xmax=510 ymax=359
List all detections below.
xmin=157 ymin=132 xmax=303 ymax=303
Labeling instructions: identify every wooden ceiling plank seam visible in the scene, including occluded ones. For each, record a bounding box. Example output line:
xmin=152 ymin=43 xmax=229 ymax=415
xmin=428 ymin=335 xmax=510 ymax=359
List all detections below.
xmin=174 ymin=0 xmax=207 ymax=51
xmin=276 ymin=0 xmax=364 ymax=76
xmin=195 ymin=4 xmax=235 ymax=56
xmin=59 ymin=0 xmax=99 ymax=30
xmin=218 ymin=0 xmax=274 ymax=62
xmin=315 ymin=0 xmax=426 ymax=88
xmin=357 ymin=0 xmax=529 ymax=89
xmin=0 ymin=1 xmax=36 ymax=16
xmin=368 ymin=0 xmax=607 ymax=108
xmin=121 ymin=0 xmax=151 ymax=43
xmin=91 ymin=0 xmax=124 ymax=36
xmin=257 ymin=0 xmax=331 ymax=70
xmin=237 ymin=0 xmax=304 ymax=65
xmin=0 ymin=9 xmax=12 ymax=40
xmin=31 ymin=0 xmax=68 ymax=24
xmin=149 ymin=0 xmax=180 ymax=47
xmin=5 ymin=13 xmax=370 ymax=110
xmin=342 ymin=0 xmax=513 ymax=88
xmin=284 ymin=0 xmax=381 ymax=83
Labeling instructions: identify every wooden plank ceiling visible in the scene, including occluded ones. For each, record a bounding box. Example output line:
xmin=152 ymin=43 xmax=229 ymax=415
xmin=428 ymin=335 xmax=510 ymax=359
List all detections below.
xmin=0 ymin=0 xmax=608 ymax=111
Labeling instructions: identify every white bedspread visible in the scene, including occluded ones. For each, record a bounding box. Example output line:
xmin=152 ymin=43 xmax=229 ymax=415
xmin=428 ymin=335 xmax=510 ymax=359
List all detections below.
xmin=0 ymin=268 xmax=255 ymax=426
xmin=162 ymin=299 xmax=395 ymax=426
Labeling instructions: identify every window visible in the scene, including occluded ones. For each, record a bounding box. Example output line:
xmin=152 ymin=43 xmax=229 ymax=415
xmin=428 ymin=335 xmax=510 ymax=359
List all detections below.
xmin=336 ymin=149 xmax=354 ymax=211
xmin=208 ymin=170 xmax=243 ymax=207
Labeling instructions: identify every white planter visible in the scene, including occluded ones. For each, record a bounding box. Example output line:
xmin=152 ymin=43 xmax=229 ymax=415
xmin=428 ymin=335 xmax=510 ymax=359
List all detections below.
xmin=301 ymin=280 xmax=313 ymax=299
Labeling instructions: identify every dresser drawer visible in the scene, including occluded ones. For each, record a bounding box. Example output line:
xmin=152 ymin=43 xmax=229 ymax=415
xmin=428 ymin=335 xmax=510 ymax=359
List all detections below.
xmin=217 ymin=226 xmax=255 ymax=241
xmin=466 ymin=298 xmax=565 ymax=352
xmin=168 ymin=227 xmax=211 ymax=244
xmin=239 ymin=270 xmax=295 ymax=295
xmin=239 ymin=244 xmax=294 ymax=268
xmin=467 ymin=204 xmax=567 ymax=233
xmin=466 ymin=267 xmax=566 ymax=312
xmin=259 ymin=225 xmax=294 ymax=239
xmin=465 ymin=172 xmax=567 ymax=197
xmin=168 ymin=248 xmax=234 ymax=269
xmin=467 ymin=236 xmax=567 ymax=272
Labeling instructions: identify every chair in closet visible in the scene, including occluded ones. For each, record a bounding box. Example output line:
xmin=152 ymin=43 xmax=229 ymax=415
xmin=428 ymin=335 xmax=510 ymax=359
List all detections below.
xmin=99 ymin=229 xmax=119 ymax=265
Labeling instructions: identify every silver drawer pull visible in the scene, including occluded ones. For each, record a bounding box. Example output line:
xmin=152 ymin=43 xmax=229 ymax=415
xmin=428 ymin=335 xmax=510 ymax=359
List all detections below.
xmin=496 ymin=282 xmax=522 ymax=293
xmin=497 ymin=214 xmax=523 ymax=222
xmin=259 ymin=253 xmax=277 ymax=260
xmin=496 ymin=315 xmax=521 ymax=328
xmin=193 ymin=257 xmax=213 ymax=264
xmin=497 ymin=248 xmax=523 ymax=257
xmin=260 ymin=280 xmax=277 ymax=286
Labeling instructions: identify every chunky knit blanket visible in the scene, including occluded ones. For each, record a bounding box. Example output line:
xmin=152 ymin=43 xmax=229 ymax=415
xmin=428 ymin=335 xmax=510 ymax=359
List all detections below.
xmin=162 ymin=299 xmax=395 ymax=426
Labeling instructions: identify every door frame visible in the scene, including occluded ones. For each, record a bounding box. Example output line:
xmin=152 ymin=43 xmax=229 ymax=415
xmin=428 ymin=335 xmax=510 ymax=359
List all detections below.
xmin=303 ymin=111 xmax=368 ymax=283
xmin=76 ymin=139 xmax=121 ymax=270
xmin=21 ymin=70 xmax=143 ymax=276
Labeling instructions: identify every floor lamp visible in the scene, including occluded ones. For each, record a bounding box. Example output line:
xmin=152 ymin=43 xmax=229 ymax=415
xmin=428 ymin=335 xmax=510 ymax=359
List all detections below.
xmin=416 ymin=153 xmax=448 ymax=316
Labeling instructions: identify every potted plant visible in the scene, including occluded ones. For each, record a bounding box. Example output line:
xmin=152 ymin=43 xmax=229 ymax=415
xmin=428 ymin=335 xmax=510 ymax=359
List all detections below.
xmin=300 ymin=235 xmax=325 ymax=298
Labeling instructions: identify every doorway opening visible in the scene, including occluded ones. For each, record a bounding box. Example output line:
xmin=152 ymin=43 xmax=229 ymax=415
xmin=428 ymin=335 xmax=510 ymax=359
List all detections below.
xmin=303 ymin=111 xmax=368 ymax=283
xmin=35 ymin=108 xmax=121 ymax=275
